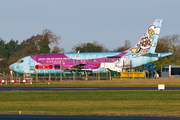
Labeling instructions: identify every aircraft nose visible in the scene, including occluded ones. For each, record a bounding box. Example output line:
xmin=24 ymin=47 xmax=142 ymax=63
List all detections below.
xmin=9 ymin=64 xmax=14 ymax=71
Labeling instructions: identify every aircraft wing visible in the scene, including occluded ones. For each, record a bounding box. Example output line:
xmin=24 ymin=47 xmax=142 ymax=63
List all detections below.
xmin=70 ymin=63 xmax=86 ymax=70
xmin=62 ymin=63 xmax=89 ymax=72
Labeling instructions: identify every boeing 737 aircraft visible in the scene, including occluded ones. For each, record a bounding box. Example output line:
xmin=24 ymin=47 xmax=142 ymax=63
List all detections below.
xmin=9 ymin=19 xmax=172 ymax=75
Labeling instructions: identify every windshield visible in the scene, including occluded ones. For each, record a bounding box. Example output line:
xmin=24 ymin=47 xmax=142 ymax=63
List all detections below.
xmin=17 ymin=59 xmax=23 ymax=63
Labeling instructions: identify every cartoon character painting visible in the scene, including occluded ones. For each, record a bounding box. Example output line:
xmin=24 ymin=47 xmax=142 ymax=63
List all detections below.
xmin=131 ymin=25 xmax=161 ymax=54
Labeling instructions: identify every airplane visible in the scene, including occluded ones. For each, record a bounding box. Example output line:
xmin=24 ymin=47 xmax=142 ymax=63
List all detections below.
xmin=9 ymin=19 xmax=172 ymax=75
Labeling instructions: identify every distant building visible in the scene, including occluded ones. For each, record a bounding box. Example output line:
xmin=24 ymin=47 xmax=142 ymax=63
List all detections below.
xmin=161 ymin=65 xmax=180 ymax=78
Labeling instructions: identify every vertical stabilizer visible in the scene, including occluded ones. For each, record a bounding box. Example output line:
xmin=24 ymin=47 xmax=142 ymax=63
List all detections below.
xmin=126 ymin=19 xmax=163 ymax=55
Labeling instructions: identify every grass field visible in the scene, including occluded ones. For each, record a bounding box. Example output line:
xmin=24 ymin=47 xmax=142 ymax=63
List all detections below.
xmin=1 ymin=78 xmax=180 ymax=116
xmin=1 ymin=90 xmax=180 ymax=116
xmin=1 ymin=78 xmax=180 ymax=87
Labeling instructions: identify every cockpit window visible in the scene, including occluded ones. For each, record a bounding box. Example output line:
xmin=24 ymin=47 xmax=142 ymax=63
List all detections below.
xmin=17 ymin=60 xmax=23 ymax=63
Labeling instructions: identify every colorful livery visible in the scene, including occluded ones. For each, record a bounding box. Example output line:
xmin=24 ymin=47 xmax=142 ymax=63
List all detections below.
xmin=9 ymin=19 xmax=172 ymax=74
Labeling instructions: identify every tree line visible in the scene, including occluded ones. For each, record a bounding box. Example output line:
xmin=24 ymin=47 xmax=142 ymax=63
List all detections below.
xmin=0 ymin=29 xmax=179 ymax=73
xmin=0 ymin=29 xmax=62 ymax=73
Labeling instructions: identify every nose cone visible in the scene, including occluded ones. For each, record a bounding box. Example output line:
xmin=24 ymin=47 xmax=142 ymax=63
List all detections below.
xmin=9 ymin=64 xmax=14 ymax=71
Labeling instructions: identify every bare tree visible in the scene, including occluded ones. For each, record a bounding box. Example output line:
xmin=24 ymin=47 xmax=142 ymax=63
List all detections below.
xmin=71 ymin=41 xmax=108 ymax=53
xmin=51 ymin=45 xmax=64 ymax=53
xmin=124 ymin=40 xmax=131 ymax=50
xmin=113 ymin=40 xmax=131 ymax=52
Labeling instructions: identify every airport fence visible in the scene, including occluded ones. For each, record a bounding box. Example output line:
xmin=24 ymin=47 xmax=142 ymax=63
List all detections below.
xmin=0 ymin=71 xmax=157 ymax=85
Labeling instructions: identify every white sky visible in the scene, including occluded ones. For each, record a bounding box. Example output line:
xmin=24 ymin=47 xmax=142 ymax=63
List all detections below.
xmin=0 ymin=0 xmax=180 ymax=52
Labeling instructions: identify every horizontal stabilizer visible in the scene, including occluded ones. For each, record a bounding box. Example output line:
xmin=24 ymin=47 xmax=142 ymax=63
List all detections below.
xmin=141 ymin=52 xmax=172 ymax=58
xmin=141 ymin=53 xmax=158 ymax=57
xmin=158 ymin=52 xmax=172 ymax=58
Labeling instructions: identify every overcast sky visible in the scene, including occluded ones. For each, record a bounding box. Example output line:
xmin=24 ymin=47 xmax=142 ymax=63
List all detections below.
xmin=0 ymin=0 xmax=180 ymax=52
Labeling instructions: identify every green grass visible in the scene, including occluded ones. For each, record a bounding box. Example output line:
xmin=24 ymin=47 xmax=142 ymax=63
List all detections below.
xmin=1 ymin=90 xmax=180 ymax=116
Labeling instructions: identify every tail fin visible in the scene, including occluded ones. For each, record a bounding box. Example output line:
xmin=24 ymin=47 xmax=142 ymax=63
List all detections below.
xmin=126 ymin=19 xmax=163 ymax=55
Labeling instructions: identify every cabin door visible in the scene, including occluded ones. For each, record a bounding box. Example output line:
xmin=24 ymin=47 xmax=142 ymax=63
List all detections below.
xmin=22 ymin=56 xmax=30 ymax=73
xmin=29 ymin=56 xmax=35 ymax=74
xmin=73 ymin=59 xmax=78 ymax=65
